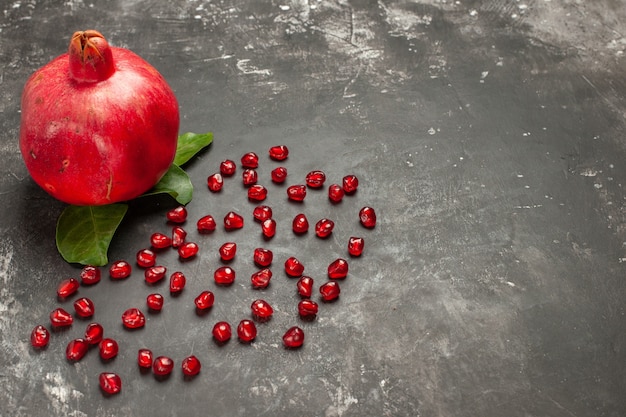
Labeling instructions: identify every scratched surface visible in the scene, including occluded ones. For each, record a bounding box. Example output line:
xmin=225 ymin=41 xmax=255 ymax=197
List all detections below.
xmin=1 ymin=1 xmax=625 ymax=416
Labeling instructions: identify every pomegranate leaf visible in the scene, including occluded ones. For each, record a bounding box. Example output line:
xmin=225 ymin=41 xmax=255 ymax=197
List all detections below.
xmin=56 ymin=204 xmax=128 ymax=266
xmin=174 ymin=132 xmax=213 ymax=166
xmin=143 ymin=164 xmax=193 ymax=205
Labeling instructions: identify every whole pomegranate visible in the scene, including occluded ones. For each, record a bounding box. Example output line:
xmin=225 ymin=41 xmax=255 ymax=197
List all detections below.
xmin=19 ymin=30 xmax=180 ymax=206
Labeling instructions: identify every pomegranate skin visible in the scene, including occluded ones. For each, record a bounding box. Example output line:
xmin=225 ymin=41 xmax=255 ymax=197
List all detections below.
xmin=19 ymin=31 xmax=180 ymax=206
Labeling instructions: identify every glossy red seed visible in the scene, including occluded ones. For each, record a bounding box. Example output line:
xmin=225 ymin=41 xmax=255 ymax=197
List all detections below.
xmin=253 ymin=205 xmax=272 ymax=222
xmin=342 ymin=174 xmax=359 ymax=193
xmin=219 ymin=242 xmax=237 ymax=261
xmin=292 ymin=213 xmax=309 ymax=234
xmin=250 ymin=268 xmax=272 ymax=289
xmin=172 ymin=226 xmax=187 ymax=248
xmin=80 ymin=265 xmax=101 ymax=285
xmin=99 ymin=338 xmax=119 ymax=360
xmin=57 ymin=278 xmax=80 ymax=299
xmin=182 ymin=355 xmax=202 ymax=377
xmin=315 ymin=218 xmax=335 ymax=238
xmin=261 ymin=218 xmax=276 ymax=238
xmin=99 ymin=372 xmax=122 ymax=395
xmin=287 ymin=184 xmax=306 ymax=202
xmin=30 ymin=325 xmax=50 ymax=348
xmin=145 ymin=265 xmax=167 ymax=284
xmin=271 ymin=166 xmax=288 ymax=183
xmin=150 ymin=232 xmax=172 ymax=249
xmin=329 ymin=185 xmax=344 ymax=204
xmin=251 ymin=299 xmax=273 ymax=319
xmin=167 ymin=205 xmax=188 ymax=223
xmin=220 ymin=159 xmax=236 ymax=176
xmin=305 ymin=170 xmax=326 ymax=188
xmin=285 ymin=257 xmax=304 ymax=277
xmin=50 ymin=308 xmax=73 ymax=328
xmin=109 ymin=260 xmax=131 ymax=280
xmin=241 ymin=152 xmax=259 ymax=168
xmin=214 ymin=266 xmax=236 ymax=285
xmin=296 ymin=276 xmax=314 ymax=298
xmin=269 ymin=145 xmax=289 ymax=161
xmin=84 ymin=322 xmax=104 ymax=345
xmin=298 ymin=299 xmax=319 ymax=318
xmin=282 ymin=326 xmax=305 ymax=348
xmin=136 ymin=248 xmax=156 ymax=268
xmin=346 ymin=237 xmax=364 ymax=258
xmin=207 ymin=172 xmax=224 ymax=192
xmin=73 ymin=297 xmax=95 ymax=318
xmin=212 ymin=321 xmax=232 ymax=343
xmin=242 ymin=169 xmax=258 ymax=186
xmin=253 ymin=248 xmax=273 ymax=267
xmin=224 ymin=211 xmax=244 ymax=230
xmin=169 ymin=271 xmax=186 ymax=293
xmin=194 ymin=290 xmax=215 ymax=310
xmin=122 ymin=308 xmax=146 ymax=329
xmin=197 ymin=215 xmax=217 ymax=233
xmin=146 ymin=293 xmax=164 ymax=311
xmin=359 ymin=206 xmax=377 ymax=228
xmin=248 ymin=184 xmax=268 ymax=201
xmin=178 ymin=242 xmax=199 ymax=259
xmin=153 ymin=356 xmax=174 ymax=376
xmin=66 ymin=338 xmax=89 ymax=361
xmin=320 ymin=281 xmax=341 ymax=301
xmin=328 ymin=258 xmax=349 ymax=279
xmin=237 ymin=319 xmax=257 ymax=343
xmin=137 ymin=349 xmax=153 ymax=368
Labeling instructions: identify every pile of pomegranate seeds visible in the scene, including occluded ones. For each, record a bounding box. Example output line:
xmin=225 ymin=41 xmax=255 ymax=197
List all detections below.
xmin=29 ymin=144 xmax=377 ymax=396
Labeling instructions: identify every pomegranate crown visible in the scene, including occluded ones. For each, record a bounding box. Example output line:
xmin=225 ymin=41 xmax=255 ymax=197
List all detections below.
xmin=68 ymin=30 xmax=115 ymax=83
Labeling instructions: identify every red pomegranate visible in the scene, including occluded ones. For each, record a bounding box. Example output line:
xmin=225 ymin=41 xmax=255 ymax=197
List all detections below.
xmin=19 ymin=30 xmax=179 ymax=206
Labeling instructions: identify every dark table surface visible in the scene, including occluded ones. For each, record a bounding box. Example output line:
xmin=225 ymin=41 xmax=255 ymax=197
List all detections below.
xmin=1 ymin=1 xmax=625 ymax=416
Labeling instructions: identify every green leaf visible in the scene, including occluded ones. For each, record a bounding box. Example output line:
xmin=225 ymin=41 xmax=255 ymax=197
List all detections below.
xmin=174 ymin=132 xmax=213 ymax=166
xmin=142 ymin=164 xmax=193 ymax=204
xmin=56 ymin=204 xmax=128 ymax=266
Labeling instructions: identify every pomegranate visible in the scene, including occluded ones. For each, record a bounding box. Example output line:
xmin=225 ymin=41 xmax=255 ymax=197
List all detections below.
xmin=19 ymin=30 xmax=179 ymax=206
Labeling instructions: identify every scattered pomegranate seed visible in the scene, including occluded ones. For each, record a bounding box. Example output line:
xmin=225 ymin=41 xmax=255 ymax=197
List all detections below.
xmin=250 ymin=268 xmax=272 ymax=289
xmin=220 ymin=159 xmax=236 ymax=176
xmin=207 ymin=173 xmax=224 ymax=192
xmin=99 ymin=338 xmax=119 ymax=360
xmin=169 ymin=271 xmax=187 ymax=293
xmin=271 ymin=167 xmax=288 ymax=183
xmin=297 ymin=276 xmax=314 ymax=298
xmin=242 ymin=169 xmax=258 ymax=186
xmin=285 ymin=256 xmax=305 ymax=277
xmin=298 ymin=299 xmax=319 ymax=318
xmin=121 ymin=308 xmax=146 ymax=329
xmin=248 ymin=184 xmax=268 ymax=201
xmin=224 ymin=211 xmax=244 ymax=230
xmin=328 ymin=258 xmax=349 ymax=279
xmin=212 ymin=321 xmax=232 ymax=343
xmin=287 ymin=184 xmax=306 ymax=202
xmin=99 ymin=372 xmax=122 ymax=395
xmin=315 ymin=218 xmax=335 ymax=238
xmin=194 ymin=290 xmax=215 ymax=310
xmin=197 ymin=215 xmax=217 ymax=233
xmin=253 ymin=248 xmax=273 ymax=267
xmin=178 ymin=241 xmax=199 ymax=259
xmin=50 ymin=307 xmax=73 ymax=328
xmin=348 ymin=237 xmax=365 ymax=257
xmin=73 ymin=297 xmax=95 ymax=318
xmin=262 ymin=218 xmax=276 ymax=238
xmin=320 ymin=281 xmax=341 ymax=301
xmin=305 ymin=170 xmax=326 ymax=188
xmin=237 ymin=319 xmax=257 ymax=343
xmin=182 ymin=355 xmax=202 ymax=377
xmin=167 ymin=205 xmax=188 ymax=223
xmin=172 ymin=226 xmax=187 ymax=248
xmin=282 ymin=326 xmax=305 ymax=348
xmin=153 ymin=356 xmax=174 ymax=376
xmin=343 ymin=174 xmax=359 ymax=193
xmin=253 ymin=205 xmax=272 ymax=222
xmin=109 ymin=260 xmax=131 ymax=280
xmin=251 ymin=299 xmax=274 ymax=319
xmin=66 ymin=338 xmax=89 ymax=361
xmin=84 ymin=322 xmax=104 ymax=345
xmin=292 ymin=213 xmax=309 ymax=234
xmin=269 ymin=145 xmax=289 ymax=161
xmin=57 ymin=278 xmax=80 ymax=299
xmin=214 ymin=266 xmax=236 ymax=285
xmin=359 ymin=206 xmax=377 ymax=228
xmin=30 ymin=325 xmax=50 ymax=348
xmin=241 ymin=152 xmax=259 ymax=168
xmin=146 ymin=293 xmax=164 ymax=311
xmin=145 ymin=265 xmax=167 ymax=284
xmin=219 ymin=242 xmax=237 ymax=261
xmin=150 ymin=232 xmax=172 ymax=249
xmin=137 ymin=348 xmax=153 ymax=368
xmin=80 ymin=265 xmax=101 ymax=285
xmin=328 ymin=183 xmax=344 ymax=203
xmin=136 ymin=248 xmax=156 ymax=268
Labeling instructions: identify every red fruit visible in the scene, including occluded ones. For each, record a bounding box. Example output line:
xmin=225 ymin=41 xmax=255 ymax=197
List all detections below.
xmin=287 ymin=184 xmax=306 ymax=202
xmin=285 ymin=256 xmax=304 ymax=277
xmin=296 ymin=276 xmax=314 ymax=298
xmin=136 ymin=248 xmax=156 ymax=268
xmin=253 ymin=248 xmax=273 ymax=267
xmin=237 ymin=319 xmax=257 ymax=343
xmin=250 ymin=268 xmax=272 ymax=289
xmin=80 ymin=265 xmax=101 ymax=285
xmin=146 ymin=293 xmax=164 ymax=311
xmin=145 ymin=265 xmax=167 ymax=284
xmin=315 ymin=218 xmax=335 ymax=238
xmin=73 ymin=297 xmax=95 ymax=318
xmin=292 ymin=213 xmax=309 ymax=234
xmin=150 ymin=232 xmax=172 ymax=249
xmin=84 ymin=322 xmax=104 ymax=345
xmin=220 ymin=159 xmax=236 ymax=176
xmin=182 ymin=355 xmax=202 ymax=377
xmin=137 ymin=348 xmax=153 ymax=368
xmin=99 ymin=372 xmax=122 ymax=395
xmin=271 ymin=166 xmax=288 ymax=183
xmin=305 ymin=170 xmax=326 ymax=188
xmin=20 ymin=30 xmax=179 ymax=206
xmin=282 ymin=326 xmax=305 ymax=348
xmin=207 ymin=173 xmax=224 ymax=192
xmin=194 ymin=290 xmax=215 ymax=310
xmin=50 ymin=307 xmax=73 ymax=328
xmin=122 ymin=308 xmax=146 ymax=329
xmin=343 ymin=174 xmax=359 ymax=193
xmin=328 ymin=258 xmax=349 ymax=279
xmin=359 ymin=206 xmax=377 ymax=228
xmin=269 ymin=145 xmax=289 ymax=161
xmin=348 ymin=237 xmax=365 ymax=257
xmin=261 ymin=218 xmax=276 ymax=238
xmin=169 ymin=271 xmax=186 ymax=293
xmin=109 ymin=260 xmax=131 ymax=280
xmin=241 ymin=152 xmax=259 ymax=168
xmin=153 ymin=356 xmax=174 ymax=376
xmin=66 ymin=338 xmax=89 ymax=361
xmin=197 ymin=215 xmax=217 ymax=233
xmin=224 ymin=211 xmax=244 ymax=230
xmin=172 ymin=226 xmax=187 ymax=248
xmin=214 ymin=266 xmax=236 ymax=285
xmin=248 ymin=184 xmax=268 ymax=201
xmin=219 ymin=242 xmax=237 ymax=261
xmin=298 ymin=299 xmax=319 ymax=318
xmin=178 ymin=241 xmax=199 ymax=259
xmin=167 ymin=205 xmax=188 ymax=223
xmin=251 ymin=299 xmax=274 ymax=319
xmin=57 ymin=278 xmax=79 ymax=298
xmin=242 ymin=169 xmax=258 ymax=186
xmin=30 ymin=325 xmax=50 ymax=348
xmin=328 ymin=183 xmax=344 ymax=203
xmin=99 ymin=338 xmax=119 ymax=360
xmin=320 ymin=281 xmax=341 ymax=301
xmin=212 ymin=321 xmax=232 ymax=343
xmin=253 ymin=205 xmax=272 ymax=222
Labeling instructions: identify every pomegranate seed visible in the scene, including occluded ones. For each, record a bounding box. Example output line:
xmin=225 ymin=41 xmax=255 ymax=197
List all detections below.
xmin=169 ymin=271 xmax=187 ymax=293
xmin=182 ymin=355 xmax=202 ymax=377
xmin=220 ymin=159 xmax=236 ymax=176
xmin=214 ymin=266 xmax=236 ymax=285
xmin=269 ymin=145 xmax=289 ymax=161
xmin=248 ymin=184 xmax=268 ymax=201
xmin=197 ymin=215 xmax=217 ymax=233
xmin=250 ymin=268 xmax=272 ymax=289
xmin=242 ymin=169 xmax=258 ymax=186
xmin=167 ymin=205 xmax=188 ymax=223
xmin=80 ymin=265 xmax=101 ymax=285
xmin=261 ymin=218 xmax=276 ymax=238
xmin=99 ymin=372 xmax=122 ymax=395
xmin=251 ymin=299 xmax=274 ymax=319
xmin=194 ymin=290 xmax=215 ymax=310
xmin=298 ymin=299 xmax=319 ymax=318
xmin=150 ymin=232 xmax=172 ymax=249
xmin=241 ymin=152 xmax=259 ymax=168
xmin=219 ymin=242 xmax=237 ymax=261
xmin=178 ymin=241 xmax=199 ymax=259
xmin=212 ymin=321 xmax=232 ymax=343
xmin=153 ymin=356 xmax=174 ymax=376
xmin=343 ymin=174 xmax=359 ymax=193
xmin=137 ymin=349 xmax=153 ymax=368
xmin=359 ymin=206 xmax=377 ymax=228
xmin=328 ymin=183 xmax=344 ymax=203
xmin=285 ymin=256 xmax=304 ymax=277
xmin=287 ymin=184 xmax=306 ymax=202
xmin=305 ymin=170 xmax=326 ymax=188
xmin=121 ymin=308 xmax=146 ymax=329
xmin=237 ymin=319 xmax=257 ymax=343
xmin=207 ymin=173 xmax=224 ymax=192
xmin=320 ymin=281 xmax=341 ymax=301
xmin=84 ymin=322 xmax=104 ymax=345
xmin=224 ymin=211 xmax=244 ymax=230
xmin=109 ymin=260 xmax=131 ymax=280
xmin=282 ymin=326 xmax=305 ymax=348
xmin=50 ymin=308 xmax=73 ymax=328
xmin=136 ymin=248 xmax=156 ymax=268
xmin=57 ymin=278 xmax=79 ymax=299
xmin=253 ymin=248 xmax=273 ymax=267
xmin=253 ymin=205 xmax=272 ymax=222
xmin=99 ymin=338 xmax=119 ymax=360
xmin=348 ymin=237 xmax=365 ymax=257
xmin=292 ymin=213 xmax=309 ymax=234
xmin=145 ymin=265 xmax=167 ymax=284
xmin=328 ymin=258 xmax=349 ymax=279
xmin=172 ymin=226 xmax=187 ymax=248
xmin=73 ymin=297 xmax=95 ymax=318
xmin=30 ymin=325 xmax=50 ymax=348
xmin=271 ymin=166 xmax=288 ymax=183
xmin=315 ymin=218 xmax=334 ymax=238
xmin=297 ymin=276 xmax=314 ymax=298
xmin=146 ymin=293 xmax=164 ymax=311
xmin=66 ymin=338 xmax=89 ymax=361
